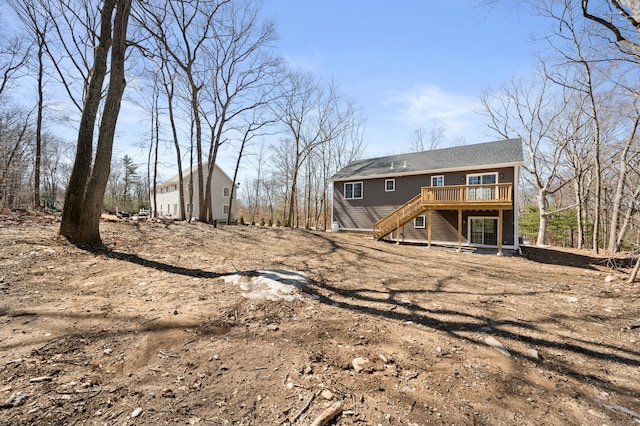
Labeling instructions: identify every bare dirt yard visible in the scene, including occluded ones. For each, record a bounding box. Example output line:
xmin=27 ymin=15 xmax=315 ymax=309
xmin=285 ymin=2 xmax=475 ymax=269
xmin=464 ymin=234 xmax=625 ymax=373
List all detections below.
xmin=1 ymin=212 xmax=639 ymax=426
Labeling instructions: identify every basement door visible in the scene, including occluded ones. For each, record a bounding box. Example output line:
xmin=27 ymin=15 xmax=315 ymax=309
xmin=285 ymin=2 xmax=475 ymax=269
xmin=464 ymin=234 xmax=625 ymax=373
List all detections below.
xmin=469 ymin=217 xmax=498 ymax=246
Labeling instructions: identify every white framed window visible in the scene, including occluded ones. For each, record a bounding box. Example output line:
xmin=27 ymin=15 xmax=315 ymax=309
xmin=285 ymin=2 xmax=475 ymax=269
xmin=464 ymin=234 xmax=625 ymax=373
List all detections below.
xmin=467 ymin=172 xmax=498 ymax=200
xmin=223 ymin=205 xmax=229 ymax=214
xmin=173 ymin=204 xmax=178 ymax=215
xmin=385 ymin=179 xmax=395 ymax=192
xmin=431 ymin=175 xmax=444 ymax=187
xmin=344 ymin=182 xmax=363 ymax=199
xmin=186 ymin=203 xmax=192 ymax=214
xmin=414 ymin=215 xmax=426 ymax=229
xmin=223 ymin=187 xmax=231 ymax=197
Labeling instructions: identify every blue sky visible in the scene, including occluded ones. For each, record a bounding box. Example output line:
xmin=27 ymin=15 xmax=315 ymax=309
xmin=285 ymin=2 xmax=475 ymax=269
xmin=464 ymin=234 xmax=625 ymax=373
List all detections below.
xmin=3 ymin=1 xmax=547 ymax=181
xmin=259 ymin=0 xmax=546 ymax=158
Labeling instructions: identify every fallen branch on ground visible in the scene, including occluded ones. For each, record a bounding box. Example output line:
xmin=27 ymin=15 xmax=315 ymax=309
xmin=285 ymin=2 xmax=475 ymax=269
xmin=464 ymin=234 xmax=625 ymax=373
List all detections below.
xmin=310 ymin=401 xmax=343 ymax=426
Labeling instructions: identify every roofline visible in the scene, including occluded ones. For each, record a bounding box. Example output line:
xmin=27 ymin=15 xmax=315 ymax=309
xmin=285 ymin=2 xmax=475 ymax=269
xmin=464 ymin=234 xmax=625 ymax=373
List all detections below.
xmin=330 ymin=161 xmax=525 ymax=182
xmin=158 ymin=163 xmax=234 ymax=188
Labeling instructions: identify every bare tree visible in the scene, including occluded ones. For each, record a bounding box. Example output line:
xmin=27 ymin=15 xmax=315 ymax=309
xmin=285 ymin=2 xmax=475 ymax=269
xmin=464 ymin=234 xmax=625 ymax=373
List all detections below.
xmin=273 ymin=73 xmax=359 ymax=228
xmin=0 ymin=16 xmax=30 ymax=99
xmin=227 ymin=107 xmax=278 ymax=225
xmin=136 ymin=0 xmax=230 ymax=222
xmin=606 ymin=98 xmax=640 ymax=252
xmin=59 ymin=0 xmax=133 ymax=245
xmin=0 ymin=107 xmax=33 ymax=211
xmin=407 ymin=127 xmax=426 ymax=152
xmin=482 ymin=73 xmax=570 ymax=246
xmin=581 ymin=0 xmax=640 ymax=59
xmin=407 ymin=124 xmax=447 ymax=153
xmin=40 ymin=132 xmax=72 ymax=209
xmin=11 ymin=0 xmax=51 ymax=211
xmin=198 ymin=0 xmax=280 ymax=223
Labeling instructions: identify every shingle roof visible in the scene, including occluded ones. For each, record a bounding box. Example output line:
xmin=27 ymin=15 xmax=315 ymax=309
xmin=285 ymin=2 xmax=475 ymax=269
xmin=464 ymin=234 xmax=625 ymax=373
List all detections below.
xmin=331 ymin=138 xmax=524 ymax=181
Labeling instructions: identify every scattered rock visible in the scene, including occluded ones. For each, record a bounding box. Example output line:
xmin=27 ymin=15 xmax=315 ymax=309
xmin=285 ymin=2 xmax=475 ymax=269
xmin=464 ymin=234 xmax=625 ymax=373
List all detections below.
xmin=2 ymin=392 xmax=29 ymax=408
xmin=352 ymin=357 xmax=370 ymax=373
xmin=131 ymin=407 xmax=143 ymax=418
xmin=485 ymin=336 xmax=511 ymax=357
xmin=526 ymin=349 xmax=540 ymax=359
xmin=378 ymin=353 xmax=393 ymax=363
xmin=321 ymin=389 xmax=334 ymax=400
xmin=605 ymin=275 xmax=616 ymax=283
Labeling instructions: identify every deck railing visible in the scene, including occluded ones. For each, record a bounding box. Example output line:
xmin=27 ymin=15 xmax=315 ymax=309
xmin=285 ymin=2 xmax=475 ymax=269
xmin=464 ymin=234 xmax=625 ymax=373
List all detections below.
xmin=373 ymin=183 xmax=513 ymax=240
xmin=421 ymin=183 xmax=512 ymax=207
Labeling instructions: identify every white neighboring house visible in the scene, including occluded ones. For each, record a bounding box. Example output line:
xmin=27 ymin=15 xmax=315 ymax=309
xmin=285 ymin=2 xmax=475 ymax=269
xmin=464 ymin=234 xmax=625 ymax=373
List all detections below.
xmin=152 ymin=163 xmax=236 ymax=223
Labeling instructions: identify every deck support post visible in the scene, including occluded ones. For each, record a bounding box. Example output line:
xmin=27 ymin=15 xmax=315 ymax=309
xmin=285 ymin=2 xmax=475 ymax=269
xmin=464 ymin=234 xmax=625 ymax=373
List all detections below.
xmin=497 ymin=209 xmax=504 ymax=256
xmin=396 ymin=213 xmax=400 ymax=245
xmin=427 ymin=210 xmax=432 ymax=248
xmin=457 ymin=209 xmax=462 ymax=252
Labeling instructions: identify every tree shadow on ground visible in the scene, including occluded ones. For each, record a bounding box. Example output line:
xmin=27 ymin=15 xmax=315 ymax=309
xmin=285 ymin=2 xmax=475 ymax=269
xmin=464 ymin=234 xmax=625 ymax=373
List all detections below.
xmin=301 ymin=277 xmax=640 ymax=402
xmin=76 ymin=244 xmax=228 ymax=279
xmin=519 ymin=245 xmax=636 ymax=270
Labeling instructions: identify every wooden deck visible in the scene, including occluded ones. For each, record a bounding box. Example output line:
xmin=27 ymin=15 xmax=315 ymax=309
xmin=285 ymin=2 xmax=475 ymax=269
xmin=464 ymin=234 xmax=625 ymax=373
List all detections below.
xmin=420 ymin=183 xmax=513 ymax=210
xmin=373 ymin=183 xmax=513 ymax=250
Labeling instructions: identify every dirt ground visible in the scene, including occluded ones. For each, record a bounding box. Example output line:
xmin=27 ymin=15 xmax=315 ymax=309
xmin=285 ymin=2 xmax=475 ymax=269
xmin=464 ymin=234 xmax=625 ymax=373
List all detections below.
xmin=1 ymin=212 xmax=639 ymax=426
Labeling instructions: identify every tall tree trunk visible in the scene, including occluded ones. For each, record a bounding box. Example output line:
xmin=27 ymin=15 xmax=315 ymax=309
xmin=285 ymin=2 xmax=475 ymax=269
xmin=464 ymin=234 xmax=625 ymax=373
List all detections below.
xmin=573 ymin=177 xmax=584 ymax=250
xmin=189 ymin=83 xmax=204 ymax=221
xmin=536 ymin=190 xmax=548 ymax=246
xmin=165 ymin=77 xmax=185 ymax=220
xmin=34 ymin=33 xmax=44 ymax=211
xmin=60 ymin=0 xmax=116 ymax=241
xmin=60 ymin=0 xmax=131 ymax=245
xmin=607 ymin=115 xmax=639 ymax=252
xmin=616 ymin=186 xmax=640 ymax=250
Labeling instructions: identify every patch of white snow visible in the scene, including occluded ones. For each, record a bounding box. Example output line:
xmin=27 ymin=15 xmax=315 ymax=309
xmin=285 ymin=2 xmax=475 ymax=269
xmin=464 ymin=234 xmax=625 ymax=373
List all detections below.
xmin=223 ymin=269 xmax=309 ymax=301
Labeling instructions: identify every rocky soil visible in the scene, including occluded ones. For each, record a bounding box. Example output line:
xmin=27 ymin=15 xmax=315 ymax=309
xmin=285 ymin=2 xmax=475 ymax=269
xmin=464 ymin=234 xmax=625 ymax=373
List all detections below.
xmin=0 ymin=212 xmax=639 ymax=425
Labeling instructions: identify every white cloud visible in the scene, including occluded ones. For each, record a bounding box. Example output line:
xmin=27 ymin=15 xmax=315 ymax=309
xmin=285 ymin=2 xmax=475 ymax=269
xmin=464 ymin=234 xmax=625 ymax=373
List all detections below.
xmin=387 ymin=84 xmax=489 ymax=144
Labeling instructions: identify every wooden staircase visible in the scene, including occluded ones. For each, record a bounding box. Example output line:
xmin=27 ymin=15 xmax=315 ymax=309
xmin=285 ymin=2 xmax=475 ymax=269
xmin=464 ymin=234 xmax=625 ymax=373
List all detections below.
xmin=372 ymin=183 xmax=514 ymax=241
xmin=372 ymin=194 xmax=426 ymax=240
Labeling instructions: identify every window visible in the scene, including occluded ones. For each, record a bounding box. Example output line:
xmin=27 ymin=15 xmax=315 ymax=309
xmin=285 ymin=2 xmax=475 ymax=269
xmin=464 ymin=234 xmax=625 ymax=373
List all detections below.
xmin=186 ymin=203 xmax=192 ymax=214
xmin=431 ymin=175 xmax=444 ymax=187
xmin=223 ymin=187 xmax=231 ymax=197
xmin=173 ymin=204 xmax=178 ymax=215
xmin=385 ymin=179 xmax=395 ymax=192
xmin=414 ymin=215 xmax=426 ymax=229
xmin=223 ymin=205 xmax=229 ymax=214
xmin=467 ymin=172 xmax=498 ymax=200
xmin=344 ymin=182 xmax=363 ymax=199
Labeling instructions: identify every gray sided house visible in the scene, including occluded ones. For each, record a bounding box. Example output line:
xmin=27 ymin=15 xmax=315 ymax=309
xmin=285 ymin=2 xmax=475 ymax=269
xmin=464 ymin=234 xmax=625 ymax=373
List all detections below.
xmin=153 ymin=163 xmax=236 ymax=223
xmin=331 ymin=139 xmax=524 ymax=254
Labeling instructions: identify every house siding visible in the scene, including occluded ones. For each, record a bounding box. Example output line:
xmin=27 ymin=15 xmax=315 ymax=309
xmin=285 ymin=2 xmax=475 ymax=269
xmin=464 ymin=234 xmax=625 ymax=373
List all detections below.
xmin=153 ymin=164 xmax=235 ymax=222
xmin=333 ymin=166 xmax=517 ymax=246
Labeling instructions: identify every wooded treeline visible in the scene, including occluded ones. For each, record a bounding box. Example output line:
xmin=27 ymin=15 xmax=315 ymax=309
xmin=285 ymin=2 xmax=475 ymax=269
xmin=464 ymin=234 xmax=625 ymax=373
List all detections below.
xmin=481 ymin=0 xmax=640 ymax=254
xmin=0 ymin=0 xmax=639 ymax=253
xmin=0 ymin=0 xmax=365 ymax=241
